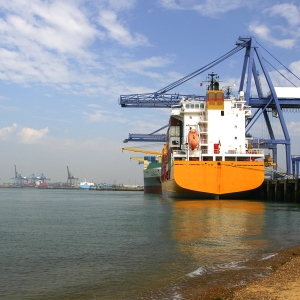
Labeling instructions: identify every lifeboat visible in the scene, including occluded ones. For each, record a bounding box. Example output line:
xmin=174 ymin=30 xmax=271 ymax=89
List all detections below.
xmin=188 ymin=128 xmax=199 ymax=150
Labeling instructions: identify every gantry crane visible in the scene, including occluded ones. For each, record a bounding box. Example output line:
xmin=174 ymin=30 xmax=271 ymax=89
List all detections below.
xmin=123 ymin=125 xmax=167 ymax=143
xmin=119 ymin=36 xmax=300 ymax=175
xmin=11 ymin=165 xmax=27 ymax=185
xmin=67 ymin=166 xmax=78 ymax=186
xmin=37 ymin=173 xmax=50 ymax=183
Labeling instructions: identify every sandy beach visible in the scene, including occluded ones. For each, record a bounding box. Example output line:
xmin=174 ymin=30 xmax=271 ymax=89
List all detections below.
xmin=192 ymin=246 xmax=300 ymax=300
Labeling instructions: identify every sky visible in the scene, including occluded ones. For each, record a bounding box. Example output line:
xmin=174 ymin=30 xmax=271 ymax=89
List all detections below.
xmin=0 ymin=0 xmax=300 ymax=184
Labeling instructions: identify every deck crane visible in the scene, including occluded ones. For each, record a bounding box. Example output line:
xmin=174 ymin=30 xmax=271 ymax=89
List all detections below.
xmin=122 ymin=147 xmax=164 ymax=156
xmin=119 ymin=36 xmax=300 ymax=175
xmin=127 ymin=151 xmax=163 ymax=172
xmin=130 ymin=157 xmax=159 ymax=170
xmin=130 ymin=157 xmax=145 ymax=164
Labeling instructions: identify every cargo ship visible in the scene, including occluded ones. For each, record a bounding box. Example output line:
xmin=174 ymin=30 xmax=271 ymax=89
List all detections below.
xmin=143 ymin=156 xmax=162 ymax=194
xmin=161 ymin=73 xmax=265 ymax=199
xmin=79 ymin=180 xmax=95 ymax=189
xmin=123 ymin=148 xmax=163 ymax=194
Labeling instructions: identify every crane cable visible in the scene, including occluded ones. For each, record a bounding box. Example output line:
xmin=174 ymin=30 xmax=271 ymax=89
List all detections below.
xmin=262 ymin=57 xmax=296 ymax=87
xmin=258 ymin=41 xmax=300 ymax=82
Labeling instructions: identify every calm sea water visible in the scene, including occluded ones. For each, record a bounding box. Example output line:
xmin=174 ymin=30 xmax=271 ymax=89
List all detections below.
xmin=1 ymin=188 xmax=300 ymax=299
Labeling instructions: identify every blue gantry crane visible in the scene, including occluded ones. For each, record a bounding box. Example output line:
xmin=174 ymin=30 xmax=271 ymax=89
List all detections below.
xmin=123 ymin=125 xmax=167 ymax=143
xmin=119 ymin=36 xmax=300 ymax=176
xmin=11 ymin=165 xmax=27 ymax=186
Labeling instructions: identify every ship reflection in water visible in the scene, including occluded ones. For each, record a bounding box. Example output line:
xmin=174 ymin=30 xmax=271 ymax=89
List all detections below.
xmin=144 ymin=199 xmax=279 ymax=299
xmin=171 ymin=200 xmax=267 ymax=267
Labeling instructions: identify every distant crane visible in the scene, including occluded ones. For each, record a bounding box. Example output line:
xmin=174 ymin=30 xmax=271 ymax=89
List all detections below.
xmin=67 ymin=166 xmax=78 ymax=186
xmin=11 ymin=165 xmax=27 ymax=186
xmin=37 ymin=173 xmax=50 ymax=183
xmin=27 ymin=174 xmax=37 ymax=184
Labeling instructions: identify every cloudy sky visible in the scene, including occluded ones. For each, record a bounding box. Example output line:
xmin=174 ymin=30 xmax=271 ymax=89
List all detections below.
xmin=0 ymin=0 xmax=300 ymax=184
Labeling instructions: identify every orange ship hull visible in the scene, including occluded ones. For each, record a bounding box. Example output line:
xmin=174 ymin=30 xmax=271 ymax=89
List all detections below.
xmin=162 ymin=161 xmax=264 ymax=199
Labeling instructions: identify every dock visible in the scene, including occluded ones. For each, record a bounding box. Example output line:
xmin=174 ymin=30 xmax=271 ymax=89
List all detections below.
xmin=89 ymin=186 xmax=144 ymax=191
xmin=257 ymin=179 xmax=300 ymax=202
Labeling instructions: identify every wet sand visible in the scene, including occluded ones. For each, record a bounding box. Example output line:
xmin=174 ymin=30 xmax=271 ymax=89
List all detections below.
xmin=187 ymin=246 xmax=300 ymax=300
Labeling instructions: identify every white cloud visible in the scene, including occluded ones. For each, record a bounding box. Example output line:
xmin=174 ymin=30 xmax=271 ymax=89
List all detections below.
xmin=0 ymin=1 xmax=100 ymax=55
xmin=98 ymin=10 xmax=149 ymax=47
xmin=249 ymin=3 xmax=300 ymax=49
xmin=268 ymin=4 xmax=300 ymax=27
xmin=290 ymin=60 xmax=300 ymax=78
xmin=0 ymin=95 xmax=9 ymax=101
xmin=18 ymin=127 xmax=49 ymax=144
xmin=0 ymin=123 xmax=49 ymax=144
xmin=0 ymin=123 xmax=18 ymax=138
xmin=111 ymin=55 xmax=174 ymax=81
xmin=83 ymin=109 xmax=129 ymax=123
xmin=0 ymin=0 xmax=102 ymax=88
xmin=249 ymin=23 xmax=296 ymax=49
xmin=106 ymin=0 xmax=137 ymax=11
xmin=159 ymin=0 xmax=253 ymax=16
xmin=0 ymin=0 xmax=151 ymax=95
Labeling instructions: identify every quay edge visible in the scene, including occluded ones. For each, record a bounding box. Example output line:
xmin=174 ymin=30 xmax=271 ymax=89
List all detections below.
xmin=255 ymin=179 xmax=300 ymax=202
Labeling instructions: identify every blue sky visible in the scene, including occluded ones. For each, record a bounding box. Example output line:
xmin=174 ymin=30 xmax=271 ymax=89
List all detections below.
xmin=0 ymin=0 xmax=300 ymax=184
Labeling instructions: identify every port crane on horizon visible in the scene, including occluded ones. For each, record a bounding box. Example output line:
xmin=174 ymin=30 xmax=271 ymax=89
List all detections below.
xmin=67 ymin=166 xmax=78 ymax=186
xmin=119 ymin=36 xmax=300 ymax=176
xmin=11 ymin=166 xmax=50 ymax=185
xmin=11 ymin=165 xmax=27 ymax=185
xmin=37 ymin=173 xmax=50 ymax=183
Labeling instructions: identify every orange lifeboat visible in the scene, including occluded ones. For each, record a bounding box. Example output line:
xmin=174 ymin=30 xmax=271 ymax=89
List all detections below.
xmin=188 ymin=129 xmax=199 ymax=150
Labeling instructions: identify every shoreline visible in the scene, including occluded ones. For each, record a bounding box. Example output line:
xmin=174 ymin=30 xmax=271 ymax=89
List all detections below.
xmin=188 ymin=245 xmax=300 ymax=299
xmin=137 ymin=244 xmax=300 ymax=300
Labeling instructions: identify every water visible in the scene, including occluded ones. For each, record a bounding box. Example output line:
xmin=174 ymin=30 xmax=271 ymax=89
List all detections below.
xmin=1 ymin=188 xmax=300 ymax=299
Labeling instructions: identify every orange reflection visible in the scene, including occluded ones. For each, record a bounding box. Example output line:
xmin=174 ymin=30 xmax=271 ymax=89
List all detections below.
xmin=171 ymin=200 xmax=267 ymax=261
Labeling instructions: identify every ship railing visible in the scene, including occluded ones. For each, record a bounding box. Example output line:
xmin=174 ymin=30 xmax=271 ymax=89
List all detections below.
xmin=172 ymin=149 xmax=264 ymax=158
xmin=173 ymin=149 xmax=264 ymax=155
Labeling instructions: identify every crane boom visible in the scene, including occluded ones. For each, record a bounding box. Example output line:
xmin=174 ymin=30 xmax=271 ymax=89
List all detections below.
xmin=122 ymin=147 xmax=163 ymax=156
xmin=119 ymin=42 xmax=246 ymax=107
xmin=130 ymin=157 xmax=145 ymax=163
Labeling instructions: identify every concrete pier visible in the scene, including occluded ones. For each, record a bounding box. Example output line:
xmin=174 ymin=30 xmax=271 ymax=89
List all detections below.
xmin=258 ymin=179 xmax=300 ymax=202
